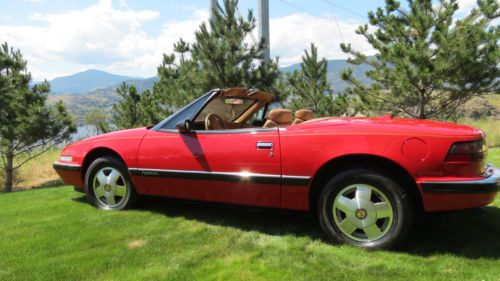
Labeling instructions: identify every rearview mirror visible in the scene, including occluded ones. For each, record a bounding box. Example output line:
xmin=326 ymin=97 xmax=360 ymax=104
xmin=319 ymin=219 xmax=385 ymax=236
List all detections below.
xmin=224 ymin=98 xmax=244 ymax=105
xmin=176 ymin=119 xmax=192 ymax=133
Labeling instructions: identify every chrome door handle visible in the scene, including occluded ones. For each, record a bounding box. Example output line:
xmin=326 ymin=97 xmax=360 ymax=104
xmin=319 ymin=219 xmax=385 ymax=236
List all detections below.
xmin=256 ymin=141 xmax=273 ymax=150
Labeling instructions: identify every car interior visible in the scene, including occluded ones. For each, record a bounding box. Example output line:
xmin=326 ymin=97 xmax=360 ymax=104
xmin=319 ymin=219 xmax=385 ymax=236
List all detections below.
xmin=192 ymin=88 xmax=315 ymax=131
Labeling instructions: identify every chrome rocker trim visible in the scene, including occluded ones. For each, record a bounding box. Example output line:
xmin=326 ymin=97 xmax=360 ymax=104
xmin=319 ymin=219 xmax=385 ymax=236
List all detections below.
xmin=129 ymin=168 xmax=311 ymax=186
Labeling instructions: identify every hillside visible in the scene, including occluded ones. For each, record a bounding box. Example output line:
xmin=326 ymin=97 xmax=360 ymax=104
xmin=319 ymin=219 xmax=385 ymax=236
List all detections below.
xmin=48 ymin=60 xmax=369 ymax=124
xmin=49 ymin=69 xmax=140 ymax=94
xmin=48 ymin=77 xmax=158 ymax=123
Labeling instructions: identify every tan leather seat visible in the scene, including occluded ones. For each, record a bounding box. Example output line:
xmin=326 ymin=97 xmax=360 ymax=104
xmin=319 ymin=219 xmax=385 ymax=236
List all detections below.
xmin=263 ymin=109 xmax=293 ymax=128
xmin=293 ymin=109 xmax=314 ymax=124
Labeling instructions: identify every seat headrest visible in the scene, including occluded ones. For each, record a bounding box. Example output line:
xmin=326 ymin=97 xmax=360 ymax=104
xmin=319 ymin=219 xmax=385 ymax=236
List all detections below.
xmin=268 ymin=109 xmax=293 ymax=124
xmin=295 ymin=109 xmax=314 ymax=121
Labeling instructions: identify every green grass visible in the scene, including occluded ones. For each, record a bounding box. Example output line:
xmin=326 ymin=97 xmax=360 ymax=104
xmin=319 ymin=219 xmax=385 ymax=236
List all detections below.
xmin=460 ymin=118 xmax=500 ymax=148
xmin=488 ymin=147 xmax=500 ymax=166
xmin=0 ymin=152 xmax=499 ymax=281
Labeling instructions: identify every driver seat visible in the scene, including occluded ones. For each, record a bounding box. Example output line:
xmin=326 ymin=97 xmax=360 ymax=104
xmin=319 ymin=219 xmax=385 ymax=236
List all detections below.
xmin=263 ymin=109 xmax=293 ymax=128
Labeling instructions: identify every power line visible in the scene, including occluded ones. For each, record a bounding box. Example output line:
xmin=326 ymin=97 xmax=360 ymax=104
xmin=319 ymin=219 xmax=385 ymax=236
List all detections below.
xmin=278 ymin=0 xmax=348 ymax=44
xmin=277 ymin=0 xmax=325 ymax=18
xmin=320 ymin=0 xmax=365 ymax=18
xmin=327 ymin=4 xmax=345 ymax=44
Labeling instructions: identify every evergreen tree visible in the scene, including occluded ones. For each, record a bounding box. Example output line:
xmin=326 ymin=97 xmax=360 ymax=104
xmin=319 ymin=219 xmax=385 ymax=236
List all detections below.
xmin=341 ymin=0 xmax=499 ymax=119
xmin=138 ymin=89 xmax=163 ymax=125
xmin=287 ymin=44 xmax=349 ymax=117
xmin=112 ymin=83 xmax=144 ymax=129
xmin=192 ymin=0 xmax=279 ymax=91
xmin=0 ymin=42 xmax=76 ymax=192
xmin=151 ymin=0 xmax=282 ymax=117
xmin=152 ymin=45 xmax=206 ymax=117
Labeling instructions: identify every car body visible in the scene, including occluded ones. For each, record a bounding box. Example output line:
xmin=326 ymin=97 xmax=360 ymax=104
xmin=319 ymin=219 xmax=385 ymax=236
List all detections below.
xmin=54 ymin=88 xmax=499 ymax=249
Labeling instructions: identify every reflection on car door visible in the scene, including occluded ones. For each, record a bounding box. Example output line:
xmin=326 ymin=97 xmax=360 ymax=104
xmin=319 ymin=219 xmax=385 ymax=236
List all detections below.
xmin=134 ymin=128 xmax=282 ymax=207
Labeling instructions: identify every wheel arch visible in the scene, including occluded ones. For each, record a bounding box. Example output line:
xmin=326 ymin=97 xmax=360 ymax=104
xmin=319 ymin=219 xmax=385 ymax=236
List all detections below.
xmin=81 ymin=147 xmax=126 ymax=182
xmin=308 ymin=154 xmax=423 ymax=213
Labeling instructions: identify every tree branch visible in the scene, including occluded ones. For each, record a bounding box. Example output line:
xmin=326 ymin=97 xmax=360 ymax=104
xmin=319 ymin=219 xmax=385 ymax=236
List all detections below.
xmin=13 ymin=144 xmax=56 ymax=171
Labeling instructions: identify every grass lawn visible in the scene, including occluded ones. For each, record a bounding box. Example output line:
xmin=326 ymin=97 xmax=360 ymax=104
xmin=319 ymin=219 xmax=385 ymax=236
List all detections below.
xmin=0 ymin=151 xmax=499 ymax=281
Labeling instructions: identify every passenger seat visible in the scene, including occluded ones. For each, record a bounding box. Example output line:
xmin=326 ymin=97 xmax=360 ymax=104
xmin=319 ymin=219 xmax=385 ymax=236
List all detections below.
xmin=293 ymin=109 xmax=314 ymax=124
xmin=263 ymin=109 xmax=293 ymax=128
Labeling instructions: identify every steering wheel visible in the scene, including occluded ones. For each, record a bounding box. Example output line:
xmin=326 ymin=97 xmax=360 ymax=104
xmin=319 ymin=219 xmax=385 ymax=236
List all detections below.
xmin=205 ymin=113 xmax=227 ymax=130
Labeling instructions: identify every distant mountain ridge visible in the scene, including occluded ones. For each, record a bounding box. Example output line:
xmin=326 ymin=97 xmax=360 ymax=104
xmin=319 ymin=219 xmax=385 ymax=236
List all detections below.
xmin=47 ymin=59 xmax=372 ymax=124
xmin=49 ymin=69 xmax=143 ymax=94
xmin=48 ymin=59 xmax=371 ymax=95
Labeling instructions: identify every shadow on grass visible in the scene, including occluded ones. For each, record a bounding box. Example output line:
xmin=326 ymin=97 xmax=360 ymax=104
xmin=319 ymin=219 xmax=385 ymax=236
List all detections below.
xmin=403 ymin=206 xmax=500 ymax=259
xmin=30 ymin=179 xmax=65 ymax=189
xmin=13 ymin=179 xmax=65 ymax=192
xmin=72 ymin=194 xmax=500 ymax=259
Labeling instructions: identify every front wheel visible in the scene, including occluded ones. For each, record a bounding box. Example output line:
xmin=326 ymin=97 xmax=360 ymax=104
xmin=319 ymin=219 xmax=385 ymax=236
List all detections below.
xmin=84 ymin=156 xmax=137 ymax=210
xmin=318 ymin=169 xmax=413 ymax=249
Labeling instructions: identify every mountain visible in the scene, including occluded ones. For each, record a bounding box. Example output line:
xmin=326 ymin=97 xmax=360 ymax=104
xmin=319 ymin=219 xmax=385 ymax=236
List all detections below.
xmin=49 ymin=58 xmax=371 ymax=95
xmin=48 ymin=76 xmax=159 ymax=124
xmin=49 ymin=69 xmax=140 ymax=94
xmin=48 ymin=59 xmax=372 ymax=124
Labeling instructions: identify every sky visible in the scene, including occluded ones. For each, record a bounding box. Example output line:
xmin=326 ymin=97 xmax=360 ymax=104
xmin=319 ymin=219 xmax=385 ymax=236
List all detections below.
xmin=0 ymin=0 xmax=479 ymax=80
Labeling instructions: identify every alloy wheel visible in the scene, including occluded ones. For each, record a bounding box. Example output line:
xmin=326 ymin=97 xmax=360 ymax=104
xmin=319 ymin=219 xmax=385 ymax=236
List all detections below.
xmin=92 ymin=167 xmax=128 ymax=209
xmin=332 ymin=184 xmax=394 ymax=242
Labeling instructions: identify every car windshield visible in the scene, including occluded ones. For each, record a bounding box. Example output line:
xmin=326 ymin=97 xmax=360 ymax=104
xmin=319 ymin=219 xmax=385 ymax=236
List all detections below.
xmin=195 ymin=96 xmax=256 ymax=123
xmin=154 ymin=91 xmax=215 ymax=130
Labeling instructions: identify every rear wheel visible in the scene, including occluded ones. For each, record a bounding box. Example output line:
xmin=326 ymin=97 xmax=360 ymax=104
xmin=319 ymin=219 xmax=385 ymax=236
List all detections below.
xmin=84 ymin=157 xmax=137 ymax=210
xmin=318 ymin=169 xmax=413 ymax=249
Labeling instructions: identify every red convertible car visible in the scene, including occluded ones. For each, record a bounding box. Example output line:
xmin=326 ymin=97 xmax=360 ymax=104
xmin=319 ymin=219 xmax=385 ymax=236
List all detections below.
xmin=54 ymin=88 xmax=499 ymax=249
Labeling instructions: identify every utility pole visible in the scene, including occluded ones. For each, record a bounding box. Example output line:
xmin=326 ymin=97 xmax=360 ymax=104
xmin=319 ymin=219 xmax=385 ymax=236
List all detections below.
xmin=258 ymin=0 xmax=270 ymax=61
xmin=209 ymin=0 xmax=217 ymax=22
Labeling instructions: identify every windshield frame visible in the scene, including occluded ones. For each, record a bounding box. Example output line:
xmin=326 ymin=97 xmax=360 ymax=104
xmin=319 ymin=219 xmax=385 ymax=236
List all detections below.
xmin=151 ymin=89 xmax=218 ymax=131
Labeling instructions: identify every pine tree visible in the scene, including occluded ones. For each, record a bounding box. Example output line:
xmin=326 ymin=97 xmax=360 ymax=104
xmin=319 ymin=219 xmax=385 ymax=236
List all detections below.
xmin=151 ymin=0 xmax=282 ymax=117
xmin=0 ymin=42 xmax=76 ymax=192
xmin=341 ymin=0 xmax=499 ymax=119
xmin=192 ymin=0 xmax=279 ymax=91
xmin=152 ymin=45 xmax=206 ymax=116
xmin=138 ymin=89 xmax=162 ymax=125
xmin=287 ymin=44 xmax=349 ymax=117
xmin=112 ymin=83 xmax=144 ymax=129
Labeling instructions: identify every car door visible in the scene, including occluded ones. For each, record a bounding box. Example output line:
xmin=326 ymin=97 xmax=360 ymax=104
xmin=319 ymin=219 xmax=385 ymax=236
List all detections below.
xmin=134 ymin=128 xmax=282 ymax=207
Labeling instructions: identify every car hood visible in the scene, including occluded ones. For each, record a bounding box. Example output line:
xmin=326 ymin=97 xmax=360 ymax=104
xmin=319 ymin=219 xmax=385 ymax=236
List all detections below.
xmin=70 ymin=127 xmax=150 ymax=145
xmin=291 ymin=116 xmax=483 ymax=137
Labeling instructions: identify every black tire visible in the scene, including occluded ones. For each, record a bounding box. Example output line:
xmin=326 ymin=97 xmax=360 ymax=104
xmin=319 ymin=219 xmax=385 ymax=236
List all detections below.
xmin=84 ymin=156 xmax=137 ymax=210
xmin=318 ymin=169 xmax=413 ymax=249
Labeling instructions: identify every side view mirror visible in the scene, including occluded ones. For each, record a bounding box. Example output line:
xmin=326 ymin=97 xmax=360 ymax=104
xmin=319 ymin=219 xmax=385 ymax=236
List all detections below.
xmin=176 ymin=119 xmax=192 ymax=133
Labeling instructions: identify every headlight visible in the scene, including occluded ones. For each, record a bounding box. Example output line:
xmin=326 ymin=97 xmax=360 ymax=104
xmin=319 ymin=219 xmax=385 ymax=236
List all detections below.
xmin=60 ymin=155 xmax=73 ymax=162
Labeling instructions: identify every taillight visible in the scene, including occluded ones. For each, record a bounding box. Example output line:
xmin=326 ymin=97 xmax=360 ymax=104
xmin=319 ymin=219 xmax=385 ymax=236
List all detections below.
xmin=445 ymin=140 xmax=487 ymax=162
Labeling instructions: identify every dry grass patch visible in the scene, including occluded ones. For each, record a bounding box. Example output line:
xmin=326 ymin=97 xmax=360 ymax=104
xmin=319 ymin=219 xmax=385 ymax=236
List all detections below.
xmin=0 ymin=149 xmax=60 ymax=191
xmin=128 ymin=239 xmax=148 ymax=249
xmin=459 ymin=118 xmax=499 ymax=148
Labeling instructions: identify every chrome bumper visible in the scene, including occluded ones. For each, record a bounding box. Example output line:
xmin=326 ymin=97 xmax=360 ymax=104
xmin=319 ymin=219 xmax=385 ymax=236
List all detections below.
xmin=421 ymin=164 xmax=499 ymax=194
